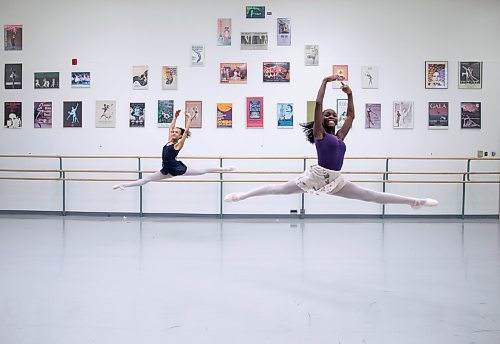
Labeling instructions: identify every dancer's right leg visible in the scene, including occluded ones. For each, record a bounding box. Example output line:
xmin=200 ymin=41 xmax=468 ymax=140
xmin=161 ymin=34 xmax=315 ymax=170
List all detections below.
xmin=113 ymin=171 xmax=170 ymax=190
xmin=224 ymin=180 xmax=303 ymax=202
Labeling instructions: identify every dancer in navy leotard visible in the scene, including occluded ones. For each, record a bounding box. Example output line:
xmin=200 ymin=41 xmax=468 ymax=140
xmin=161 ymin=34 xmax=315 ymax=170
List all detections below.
xmin=113 ymin=110 xmax=234 ymax=190
xmin=224 ymin=75 xmax=438 ymax=209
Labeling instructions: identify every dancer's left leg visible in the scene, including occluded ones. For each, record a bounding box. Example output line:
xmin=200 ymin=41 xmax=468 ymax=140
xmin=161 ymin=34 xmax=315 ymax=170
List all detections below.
xmin=184 ymin=166 xmax=235 ymax=176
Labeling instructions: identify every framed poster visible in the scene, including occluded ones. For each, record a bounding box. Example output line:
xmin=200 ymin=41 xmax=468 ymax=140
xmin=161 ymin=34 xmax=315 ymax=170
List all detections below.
xmin=365 ymin=103 xmax=381 ymax=129
xmin=304 ymin=45 xmax=319 ymax=66
xmin=246 ymin=6 xmax=265 ymax=18
xmin=63 ymin=101 xmax=82 ymax=128
xmin=129 ymin=102 xmax=145 ymax=127
xmin=132 ymin=66 xmax=148 ymax=89
xmin=96 ymin=100 xmax=116 ymax=128
xmin=393 ymin=101 xmax=414 ymax=128
xmin=185 ymin=100 xmax=202 ymax=128
xmin=4 ymin=63 xmax=22 ymax=89
xmin=34 ymin=72 xmax=59 ymax=89
xmin=34 ymin=101 xmax=52 ymax=128
xmin=158 ymin=100 xmax=174 ymax=127
xmin=361 ymin=66 xmax=378 ymax=89
xmin=332 ymin=65 xmax=348 ymax=88
xmin=246 ymin=97 xmax=264 ymax=128
xmin=217 ymin=103 xmax=233 ymax=128
xmin=459 ymin=61 xmax=482 ymax=89
xmin=217 ymin=18 xmax=232 ymax=46
xmin=306 ymin=100 xmax=315 ymax=122
xmin=428 ymin=102 xmax=448 ymax=129
xmin=162 ymin=66 xmax=177 ymax=90
xmin=277 ymin=103 xmax=293 ymax=128
xmin=241 ymin=32 xmax=268 ymax=50
xmin=461 ymin=102 xmax=481 ymax=129
xmin=425 ymin=61 xmax=448 ymax=89
xmin=263 ymin=62 xmax=290 ymax=82
xmin=191 ymin=45 xmax=204 ymax=66
xmin=71 ymin=72 xmax=90 ymax=88
xmin=220 ymin=63 xmax=247 ymax=84
xmin=4 ymin=102 xmax=22 ymax=128
xmin=4 ymin=25 xmax=22 ymax=50
xmin=277 ymin=18 xmax=291 ymax=46
xmin=336 ymin=99 xmax=348 ymax=129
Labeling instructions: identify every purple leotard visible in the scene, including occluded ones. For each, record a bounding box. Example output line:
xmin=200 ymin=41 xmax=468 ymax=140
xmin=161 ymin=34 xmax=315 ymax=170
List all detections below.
xmin=314 ymin=133 xmax=346 ymax=171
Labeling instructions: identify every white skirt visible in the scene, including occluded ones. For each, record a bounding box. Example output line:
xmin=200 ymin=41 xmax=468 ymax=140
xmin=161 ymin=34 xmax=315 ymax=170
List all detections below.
xmin=294 ymin=165 xmax=346 ymax=195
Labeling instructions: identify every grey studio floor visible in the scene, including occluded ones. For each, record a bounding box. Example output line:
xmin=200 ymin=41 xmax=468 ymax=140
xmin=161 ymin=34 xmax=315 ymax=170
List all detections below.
xmin=0 ymin=215 xmax=499 ymax=344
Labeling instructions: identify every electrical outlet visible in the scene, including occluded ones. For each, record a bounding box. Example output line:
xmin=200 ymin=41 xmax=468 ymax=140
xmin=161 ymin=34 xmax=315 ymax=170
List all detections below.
xmin=477 ymin=150 xmax=484 ymax=158
xmin=484 ymin=151 xmax=489 ymax=157
xmin=492 ymin=152 xmax=497 ymax=157
xmin=290 ymin=209 xmax=298 ymax=214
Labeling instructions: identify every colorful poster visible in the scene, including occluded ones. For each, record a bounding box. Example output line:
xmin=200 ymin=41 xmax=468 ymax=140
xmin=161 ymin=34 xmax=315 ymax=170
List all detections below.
xmin=393 ymin=101 xmax=414 ymax=129
xmin=220 ymin=63 xmax=247 ymax=84
xmin=63 ymin=101 xmax=82 ymax=128
xmin=162 ymin=66 xmax=177 ymax=90
xmin=4 ymin=102 xmax=22 ymax=128
xmin=277 ymin=18 xmax=291 ymax=46
xmin=306 ymin=100 xmax=315 ymax=122
xmin=425 ymin=61 xmax=448 ymax=89
xmin=4 ymin=63 xmax=22 ymax=89
xmin=217 ymin=103 xmax=233 ymax=128
xmin=241 ymin=32 xmax=268 ymax=50
xmin=158 ymin=100 xmax=174 ymax=127
xmin=132 ymin=66 xmax=148 ymax=89
xmin=191 ymin=45 xmax=204 ymax=66
xmin=34 ymin=101 xmax=52 ymax=128
xmin=365 ymin=103 xmax=381 ymax=129
xmin=4 ymin=25 xmax=22 ymax=50
xmin=96 ymin=100 xmax=116 ymax=128
xmin=263 ymin=62 xmax=290 ymax=82
xmin=428 ymin=102 xmax=448 ymax=129
xmin=336 ymin=99 xmax=348 ymax=129
xmin=71 ymin=72 xmax=90 ymax=88
xmin=332 ymin=65 xmax=348 ymax=88
xmin=129 ymin=102 xmax=145 ymax=127
xmin=461 ymin=102 xmax=481 ymax=129
xmin=246 ymin=6 xmax=265 ymax=18
xmin=217 ymin=18 xmax=232 ymax=46
xmin=277 ymin=103 xmax=293 ymax=128
xmin=304 ymin=45 xmax=319 ymax=66
xmin=185 ymin=100 xmax=202 ymax=128
xmin=361 ymin=66 xmax=378 ymax=89
xmin=459 ymin=61 xmax=482 ymax=89
xmin=34 ymin=72 xmax=59 ymax=89
xmin=246 ymin=97 xmax=264 ymax=128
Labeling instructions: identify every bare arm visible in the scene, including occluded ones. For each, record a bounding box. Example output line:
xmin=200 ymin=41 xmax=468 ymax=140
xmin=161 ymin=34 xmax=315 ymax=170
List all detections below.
xmin=336 ymin=83 xmax=354 ymax=140
xmin=168 ymin=109 xmax=181 ymax=142
xmin=314 ymin=75 xmax=338 ymax=140
xmin=175 ymin=112 xmax=192 ymax=150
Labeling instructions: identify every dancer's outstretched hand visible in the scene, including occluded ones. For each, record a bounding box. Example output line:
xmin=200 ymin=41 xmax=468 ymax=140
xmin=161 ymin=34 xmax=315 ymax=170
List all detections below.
xmin=341 ymin=83 xmax=352 ymax=95
xmin=174 ymin=109 xmax=181 ymax=118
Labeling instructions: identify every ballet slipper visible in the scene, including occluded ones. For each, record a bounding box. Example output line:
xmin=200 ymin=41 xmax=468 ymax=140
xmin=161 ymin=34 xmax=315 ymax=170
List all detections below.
xmin=112 ymin=184 xmax=125 ymax=190
xmin=411 ymin=198 xmax=439 ymax=209
xmin=224 ymin=192 xmax=243 ymax=202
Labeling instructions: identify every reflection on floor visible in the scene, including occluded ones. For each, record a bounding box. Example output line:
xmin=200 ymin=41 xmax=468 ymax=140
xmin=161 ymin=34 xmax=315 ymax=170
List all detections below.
xmin=0 ymin=215 xmax=499 ymax=344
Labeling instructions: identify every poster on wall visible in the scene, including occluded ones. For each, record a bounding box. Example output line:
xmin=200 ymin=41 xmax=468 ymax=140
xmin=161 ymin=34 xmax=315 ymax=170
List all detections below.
xmin=306 ymin=100 xmax=315 ymax=122
xmin=246 ymin=6 xmax=265 ymax=18
xmin=158 ymin=100 xmax=174 ymax=127
xmin=277 ymin=103 xmax=293 ymax=128
xmin=34 ymin=72 xmax=59 ymax=89
xmin=217 ymin=18 xmax=232 ymax=46
xmin=63 ymin=101 xmax=82 ymax=128
xmin=332 ymin=65 xmax=348 ymax=88
xmin=220 ymin=63 xmax=247 ymax=84
xmin=4 ymin=25 xmax=22 ymax=50
xmin=246 ymin=97 xmax=264 ymax=128
xmin=336 ymin=99 xmax=348 ymax=129
xmin=241 ymin=32 xmax=268 ymax=50
xmin=425 ymin=61 xmax=448 ymax=89
xmin=277 ymin=18 xmax=291 ymax=46
xmin=365 ymin=103 xmax=381 ymax=129
xmin=263 ymin=62 xmax=290 ymax=82
xmin=132 ymin=66 xmax=148 ymax=90
xmin=162 ymin=66 xmax=177 ymax=90
xmin=4 ymin=63 xmax=22 ymax=89
xmin=4 ymin=102 xmax=22 ymax=128
xmin=71 ymin=72 xmax=90 ymax=88
xmin=34 ymin=101 xmax=52 ymax=128
xmin=191 ymin=45 xmax=204 ymax=66
xmin=185 ymin=100 xmax=202 ymax=128
xmin=217 ymin=103 xmax=233 ymax=128
xmin=459 ymin=61 xmax=482 ymax=89
xmin=428 ymin=102 xmax=448 ymax=129
xmin=460 ymin=102 xmax=481 ymax=129
xmin=304 ymin=45 xmax=319 ymax=66
xmin=95 ymin=100 xmax=116 ymax=128
xmin=361 ymin=66 xmax=378 ymax=89
xmin=129 ymin=102 xmax=145 ymax=127
xmin=393 ymin=101 xmax=413 ymax=129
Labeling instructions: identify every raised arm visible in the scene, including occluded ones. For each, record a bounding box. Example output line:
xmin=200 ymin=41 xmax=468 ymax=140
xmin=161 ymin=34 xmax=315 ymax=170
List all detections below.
xmin=313 ymin=75 xmax=338 ymax=140
xmin=336 ymin=83 xmax=354 ymax=140
xmin=168 ymin=109 xmax=181 ymax=142
xmin=175 ymin=112 xmax=192 ymax=150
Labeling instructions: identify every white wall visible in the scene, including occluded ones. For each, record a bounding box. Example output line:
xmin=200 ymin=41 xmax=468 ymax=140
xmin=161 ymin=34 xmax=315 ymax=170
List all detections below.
xmin=0 ymin=0 xmax=499 ymax=215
